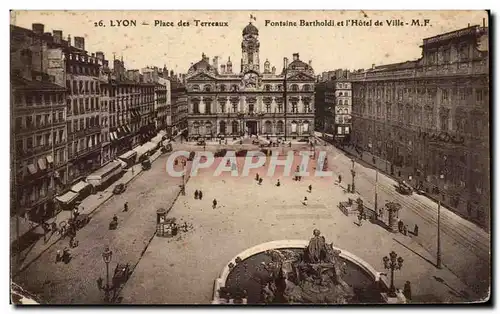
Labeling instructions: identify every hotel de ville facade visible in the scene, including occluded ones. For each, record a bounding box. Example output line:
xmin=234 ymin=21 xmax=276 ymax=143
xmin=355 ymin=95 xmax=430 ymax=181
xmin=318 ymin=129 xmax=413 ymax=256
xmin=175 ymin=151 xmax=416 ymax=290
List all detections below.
xmin=185 ymin=22 xmax=316 ymax=141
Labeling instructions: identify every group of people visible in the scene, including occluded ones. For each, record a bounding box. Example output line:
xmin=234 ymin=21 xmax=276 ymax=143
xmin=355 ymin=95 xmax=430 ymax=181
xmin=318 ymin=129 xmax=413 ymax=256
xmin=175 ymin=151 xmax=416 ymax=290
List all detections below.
xmin=194 ymin=190 xmax=204 ymax=200
xmin=398 ymin=220 xmax=419 ymax=237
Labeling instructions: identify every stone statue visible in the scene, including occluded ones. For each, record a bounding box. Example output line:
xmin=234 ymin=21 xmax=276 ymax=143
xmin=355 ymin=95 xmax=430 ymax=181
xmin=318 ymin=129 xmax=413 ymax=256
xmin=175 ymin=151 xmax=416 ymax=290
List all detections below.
xmin=307 ymin=229 xmax=327 ymax=263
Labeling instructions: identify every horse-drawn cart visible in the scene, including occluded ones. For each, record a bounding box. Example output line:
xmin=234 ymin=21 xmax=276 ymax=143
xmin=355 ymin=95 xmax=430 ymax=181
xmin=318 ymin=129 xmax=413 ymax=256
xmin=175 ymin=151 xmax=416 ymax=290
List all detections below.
xmin=112 ymin=263 xmax=131 ymax=288
xmin=69 ymin=214 xmax=91 ymax=230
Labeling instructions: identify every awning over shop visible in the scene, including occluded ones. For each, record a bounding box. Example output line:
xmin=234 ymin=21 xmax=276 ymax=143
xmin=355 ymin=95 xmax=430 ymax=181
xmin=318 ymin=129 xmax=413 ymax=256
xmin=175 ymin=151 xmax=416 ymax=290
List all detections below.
xmin=56 ymin=191 xmax=78 ymax=204
xmin=133 ymin=145 xmax=148 ymax=161
xmin=37 ymin=158 xmax=47 ymax=170
xmin=151 ymin=134 xmax=163 ymax=145
xmin=144 ymin=141 xmax=157 ymax=152
xmin=27 ymin=164 xmax=37 ymax=175
xmin=71 ymin=181 xmax=91 ymax=193
xmin=86 ymin=161 xmax=123 ymax=187
xmin=119 ymin=150 xmax=137 ymax=161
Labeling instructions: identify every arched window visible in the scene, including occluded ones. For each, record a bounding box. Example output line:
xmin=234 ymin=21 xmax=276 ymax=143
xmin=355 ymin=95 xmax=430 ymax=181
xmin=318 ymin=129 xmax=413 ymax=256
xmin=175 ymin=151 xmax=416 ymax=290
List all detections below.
xmin=303 ymin=84 xmax=311 ymax=92
xmin=192 ymin=99 xmax=200 ymax=114
xmin=219 ymin=85 xmax=226 ymax=92
xmin=276 ymin=121 xmax=284 ymax=134
xmin=231 ymin=121 xmax=239 ymax=134
xmin=231 ymin=85 xmax=239 ymax=92
xmin=264 ymin=85 xmax=271 ymax=92
xmin=338 ymin=99 xmax=343 ymax=105
xmin=291 ymin=84 xmax=299 ymax=92
xmin=204 ymin=85 xmax=211 ymax=92
xmin=192 ymin=84 xmax=200 ymax=92
xmin=277 ymin=85 xmax=283 ymax=91
xmin=265 ymin=121 xmax=272 ymax=134
xmin=339 ymin=92 xmax=343 ymax=96
xmin=291 ymin=121 xmax=298 ymax=133
xmin=219 ymin=121 xmax=226 ymax=134
xmin=302 ymin=121 xmax=309 ymax=133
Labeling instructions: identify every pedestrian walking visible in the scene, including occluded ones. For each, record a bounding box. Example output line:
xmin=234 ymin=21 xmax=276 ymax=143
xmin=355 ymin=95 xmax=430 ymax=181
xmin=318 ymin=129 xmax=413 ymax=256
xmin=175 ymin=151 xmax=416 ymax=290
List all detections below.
xmin=338 ymin=174 xmax=342 ymax=184
xmin=259 ymin=178 xmax=263 ymax=185
xmin=276 ymin=179 xmax=281 ymax=187
xmin=308 ymin=184 xmax=312 ymax=193
xmin=413 ymin=224 xmax=419 ymax=236
xmin=131 ymin=167 xmax=135 ymax=175
xmin=194 ymin=190 xmax=199 ymax=199
xmin=199 ymin=190 xmax=203 ymax=200
xmin=403 ymin=224 xmax=408 ymax=236
xmin=303 ymin=197 xmax=308 ymax=206
xmin=123 ymin=202 xmax=129 ymax=212
xmin=56 ymin=250 xmax=62 ymax=263
xmin=73 ymin=207 xmax=79 ymax=220
xmin=403 ymin=281 xmax=412 ymax=301
xmin=213 ymin=199 xmax=217 ymax=209
xmin=398 ymin=220 xmax=404 ymax=233
xmin=255 ymin=173 xmax=260 ymax=181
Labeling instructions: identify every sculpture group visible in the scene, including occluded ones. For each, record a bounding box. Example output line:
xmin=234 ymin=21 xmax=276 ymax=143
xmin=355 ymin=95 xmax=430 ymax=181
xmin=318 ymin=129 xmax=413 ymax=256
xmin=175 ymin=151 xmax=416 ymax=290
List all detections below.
xmin=259 ymin=229 xmax=355 ymax=304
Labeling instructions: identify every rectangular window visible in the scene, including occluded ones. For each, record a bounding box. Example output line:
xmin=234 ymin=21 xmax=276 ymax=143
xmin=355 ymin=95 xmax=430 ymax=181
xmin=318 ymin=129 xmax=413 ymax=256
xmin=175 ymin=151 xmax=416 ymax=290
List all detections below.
xmin=442 ymin=89 xmax=449 ymax=101
xmin=476 ymin=90 xmax=483 ymax=102
xmin=443 ymin=48 xmax=451 ymax=64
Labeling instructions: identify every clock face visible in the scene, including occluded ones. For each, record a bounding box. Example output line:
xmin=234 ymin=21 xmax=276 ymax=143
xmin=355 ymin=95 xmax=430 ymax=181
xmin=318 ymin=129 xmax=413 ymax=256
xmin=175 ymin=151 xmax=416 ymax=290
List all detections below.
xmin=243 ymin=73 xmax=258 ymax=88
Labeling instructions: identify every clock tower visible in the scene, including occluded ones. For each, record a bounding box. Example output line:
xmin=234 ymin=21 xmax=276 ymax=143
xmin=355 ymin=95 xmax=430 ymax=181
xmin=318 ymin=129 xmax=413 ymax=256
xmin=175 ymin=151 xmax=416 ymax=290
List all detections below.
xmin=241 ymin=22 xmax=260 ymax=73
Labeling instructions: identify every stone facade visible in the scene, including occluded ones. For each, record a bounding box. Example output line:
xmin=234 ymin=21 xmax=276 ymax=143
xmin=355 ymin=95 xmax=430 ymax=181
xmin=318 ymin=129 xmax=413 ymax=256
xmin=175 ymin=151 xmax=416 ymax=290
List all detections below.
xmin=350 ymin=25 xmax=490 ymax=229
xmin=186 ymin=23 xmax=315 ymax=141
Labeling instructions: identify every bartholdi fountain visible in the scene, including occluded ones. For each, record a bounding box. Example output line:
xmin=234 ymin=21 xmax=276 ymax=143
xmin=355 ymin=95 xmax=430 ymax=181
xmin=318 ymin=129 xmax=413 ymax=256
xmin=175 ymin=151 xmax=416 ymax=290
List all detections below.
xmin=213 ymin=229 xmax=391 ymax=304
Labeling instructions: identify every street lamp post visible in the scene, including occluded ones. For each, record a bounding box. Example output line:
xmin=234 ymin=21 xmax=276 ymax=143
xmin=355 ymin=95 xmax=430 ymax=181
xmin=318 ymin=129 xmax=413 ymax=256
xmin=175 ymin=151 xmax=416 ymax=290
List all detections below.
xmin=350 ymin=158 xmax=356 ymax=193
xmin=374 ymin=169 xmax=379 ymax=216
xmin=436 ymin=200 xmax=442 ymax=269
xmin=97 ymin=246 xmax=113 ymax=302
xmin=383 ymin=251 xmax=404 ymax=297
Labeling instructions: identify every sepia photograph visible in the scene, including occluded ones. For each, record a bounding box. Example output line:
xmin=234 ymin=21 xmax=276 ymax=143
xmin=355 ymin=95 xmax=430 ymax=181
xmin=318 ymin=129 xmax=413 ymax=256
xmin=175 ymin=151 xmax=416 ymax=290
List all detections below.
xmin=8 ymin=10 xmax=491 ymax=305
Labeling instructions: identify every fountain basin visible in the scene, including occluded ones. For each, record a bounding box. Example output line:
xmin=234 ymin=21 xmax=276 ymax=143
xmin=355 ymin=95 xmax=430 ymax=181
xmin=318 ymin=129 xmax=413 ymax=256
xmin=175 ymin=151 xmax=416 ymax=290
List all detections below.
xmin=212 ymin=240 xmax=397 ymax=304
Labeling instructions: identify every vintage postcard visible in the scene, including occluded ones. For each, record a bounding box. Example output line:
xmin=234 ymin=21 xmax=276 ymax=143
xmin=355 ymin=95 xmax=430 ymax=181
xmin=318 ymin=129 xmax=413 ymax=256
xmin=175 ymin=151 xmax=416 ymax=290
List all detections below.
xmin=9 ymin=10 xmax=490 ymax=305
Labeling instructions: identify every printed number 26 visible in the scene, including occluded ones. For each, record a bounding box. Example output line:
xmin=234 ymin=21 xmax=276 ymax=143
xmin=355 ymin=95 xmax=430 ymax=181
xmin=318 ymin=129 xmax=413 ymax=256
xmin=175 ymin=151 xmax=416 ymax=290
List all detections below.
xmin=94 ymin=20 xmax=104 ymax=27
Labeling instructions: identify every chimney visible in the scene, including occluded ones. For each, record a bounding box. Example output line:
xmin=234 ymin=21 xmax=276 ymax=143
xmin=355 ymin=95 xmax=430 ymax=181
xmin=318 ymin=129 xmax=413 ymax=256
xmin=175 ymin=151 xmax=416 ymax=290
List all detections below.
xmin=293 ymin=53 xmax=299 ymax=61
xmin=53 ymin=30 xmax=62 ymax=44
xmin=221 ymin=64 xmax=226 ymax=74
xmin=272 ymin=66 xmax=276 ymax=74
xmin=308 ymin=60 xmax=312 ymax=67
xmin=283 ymin=57 xmax=289 ymax=69
xmin=74 ymin=36 xmax=85 ymax=50
xmin=95 ymin=51 xmax=105 ymax=61
xmin=213 ymin=56 xmax=219 ymax=71
xmin=32 ymin=23 xmax=44 ymax=35
xmin=372 ymin=63 xmax=375 ymax=69
xmin=468 ymin=23 xmax=470 ymax=27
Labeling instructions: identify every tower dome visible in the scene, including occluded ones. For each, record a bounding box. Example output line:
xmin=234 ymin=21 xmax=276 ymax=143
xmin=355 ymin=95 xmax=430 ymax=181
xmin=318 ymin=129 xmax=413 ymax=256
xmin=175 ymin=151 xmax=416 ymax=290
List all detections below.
xmin=242 ymin=22 xmax=259 ymax=36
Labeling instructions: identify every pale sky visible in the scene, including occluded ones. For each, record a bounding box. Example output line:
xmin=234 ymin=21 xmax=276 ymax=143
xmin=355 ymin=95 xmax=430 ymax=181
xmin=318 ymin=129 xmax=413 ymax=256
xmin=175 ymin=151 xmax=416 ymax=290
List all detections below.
xmin=10 ymin=10 xmax=488 ymax=74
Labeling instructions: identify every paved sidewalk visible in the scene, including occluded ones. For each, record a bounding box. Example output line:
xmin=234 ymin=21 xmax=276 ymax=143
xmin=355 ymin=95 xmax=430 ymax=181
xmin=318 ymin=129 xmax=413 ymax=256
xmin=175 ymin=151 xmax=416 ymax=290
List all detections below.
xmin=11 ymin=150 xmax=163 ymax=276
